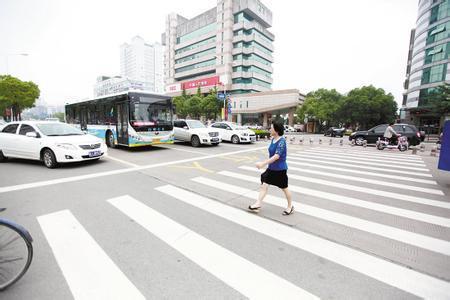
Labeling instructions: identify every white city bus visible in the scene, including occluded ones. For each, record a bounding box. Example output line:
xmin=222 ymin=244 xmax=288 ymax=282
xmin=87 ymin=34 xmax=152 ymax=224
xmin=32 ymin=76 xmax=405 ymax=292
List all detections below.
xmin=65 ymin=91 xmax=174 ymax=148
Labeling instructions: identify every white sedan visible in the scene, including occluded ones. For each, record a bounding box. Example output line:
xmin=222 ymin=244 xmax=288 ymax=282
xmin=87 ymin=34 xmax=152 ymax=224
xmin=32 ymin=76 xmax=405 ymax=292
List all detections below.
xmin=0 ymin=121 xmax=107 ymax=168
xmin=173 ymin=119 xmax=221 ymax=147
xmin=210 ymin=122 xmax=256 ymax=144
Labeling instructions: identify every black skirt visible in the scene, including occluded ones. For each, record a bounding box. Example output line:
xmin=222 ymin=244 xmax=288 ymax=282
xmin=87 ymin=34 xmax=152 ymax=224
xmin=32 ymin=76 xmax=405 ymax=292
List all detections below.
xmin=260 ymin=169 xmax=288 ymax=189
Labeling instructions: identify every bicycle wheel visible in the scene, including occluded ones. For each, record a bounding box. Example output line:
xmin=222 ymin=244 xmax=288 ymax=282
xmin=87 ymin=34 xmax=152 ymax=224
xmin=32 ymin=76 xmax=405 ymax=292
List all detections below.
xmin=0 ymin=221 xmax=33 ymax=291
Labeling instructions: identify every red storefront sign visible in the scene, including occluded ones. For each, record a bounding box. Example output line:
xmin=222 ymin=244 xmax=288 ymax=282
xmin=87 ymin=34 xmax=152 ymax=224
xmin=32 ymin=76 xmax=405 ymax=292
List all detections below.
xmin=182 ymin=76 xmax=220 ymax=90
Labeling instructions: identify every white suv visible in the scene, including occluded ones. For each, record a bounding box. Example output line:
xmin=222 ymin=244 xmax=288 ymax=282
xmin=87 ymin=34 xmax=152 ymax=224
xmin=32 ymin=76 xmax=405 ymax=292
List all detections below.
xmin=210 ymin=122 xmax=256 ymax=144
xmin=173 ymin=120 xmax=221 ymax=147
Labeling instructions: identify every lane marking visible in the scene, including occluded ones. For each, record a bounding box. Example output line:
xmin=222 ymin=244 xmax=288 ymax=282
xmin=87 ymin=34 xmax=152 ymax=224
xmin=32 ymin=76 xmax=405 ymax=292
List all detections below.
xmin=37 ymin=210 xmax=144 ymax=300
xmin=108 ymin=195 xmax=318 ymax=300
xmin=106 ymin=156 xmax=139 ymax=168
xmin=0 ymin=146 xmax=267 ymax=194
xmin=303 ymin=149 xmax=426 ymax=164
xmin=306 ymin=147 xmax=423 ymax=160
xmin=154 ymin=145 xmax=210 ymax=155
xmin=291 ymin=153 xmax=428 ymax=171
xmin=215 ymin=170 xmax=450 ymax=227
xmin=156 ymin=185 xmax=450 ymax=300
xmin=299 ymin=150 xmax=426 ymax=166
xmin=284 ymin=166 xmax=443 ymax=195
xmin=290 ymin=154 xmax=429 ymax=172
xmin=288 ymin=156 xmax=433 ymax=177
xmin=169 ymin=162 xmax=214 ymax=173
xmin=287 ymin=160 xmax=437 ymax=185
xmin=192 ymin=177 xmax=450 ymax=255
xmin=232 ymin=168 xmax=450 ymax=210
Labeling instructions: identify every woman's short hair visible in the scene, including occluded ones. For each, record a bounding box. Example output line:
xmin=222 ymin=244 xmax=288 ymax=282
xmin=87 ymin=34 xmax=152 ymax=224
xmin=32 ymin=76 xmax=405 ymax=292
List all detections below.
xmin=272 ymin=121 xmax=284 ymax=136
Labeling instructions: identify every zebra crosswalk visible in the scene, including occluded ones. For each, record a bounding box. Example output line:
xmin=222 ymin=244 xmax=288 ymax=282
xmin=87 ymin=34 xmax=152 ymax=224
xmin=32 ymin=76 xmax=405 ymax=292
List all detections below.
xmin=36 ymin=146 xmax=450 ymax=299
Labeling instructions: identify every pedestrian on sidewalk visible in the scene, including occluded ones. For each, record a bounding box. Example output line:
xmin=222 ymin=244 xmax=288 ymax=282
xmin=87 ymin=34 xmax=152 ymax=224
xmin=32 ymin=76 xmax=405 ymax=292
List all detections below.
xmin=249 ymin=120 xmax=294 ymax=215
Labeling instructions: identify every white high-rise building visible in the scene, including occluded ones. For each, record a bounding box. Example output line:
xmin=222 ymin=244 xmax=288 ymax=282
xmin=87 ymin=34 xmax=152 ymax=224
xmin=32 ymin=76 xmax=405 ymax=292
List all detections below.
xmin=120 ymin=36 xmax=164 ymax=93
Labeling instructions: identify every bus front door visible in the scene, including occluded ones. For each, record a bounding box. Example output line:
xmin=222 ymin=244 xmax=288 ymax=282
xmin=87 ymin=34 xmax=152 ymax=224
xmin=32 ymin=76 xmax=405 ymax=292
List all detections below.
xmin=116 ymin=102 xmax=129 ymax=146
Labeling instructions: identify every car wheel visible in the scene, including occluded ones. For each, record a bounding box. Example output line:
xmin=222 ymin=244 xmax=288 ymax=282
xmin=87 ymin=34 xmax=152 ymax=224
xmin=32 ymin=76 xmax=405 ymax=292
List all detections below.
xmin=0 ymin=150 xmax=7 ymax=162
xmin=231 ymin=135 xmax=240 ymax=144
xmin=42 ymin=149 xmax=58 ymax=169
xmin=106 ymin=131 xmax=115 ymax=148
xmin=399 ymin=145 xmax=408 ymax=152
xmin=191 ymin=135 xmax=200 ymax=147
xmin=355 ymin=137 xmax=366 ymax=146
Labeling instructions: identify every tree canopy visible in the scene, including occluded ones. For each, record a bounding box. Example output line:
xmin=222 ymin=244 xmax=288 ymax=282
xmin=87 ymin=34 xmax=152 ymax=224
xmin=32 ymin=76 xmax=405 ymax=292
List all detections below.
xmin=428 ymin=83 xmax=450 ymax=130
xmin=0 ymin=75 xmax=40 ymax=121
xmin=173 ymin=87 xmax=222 ymax=120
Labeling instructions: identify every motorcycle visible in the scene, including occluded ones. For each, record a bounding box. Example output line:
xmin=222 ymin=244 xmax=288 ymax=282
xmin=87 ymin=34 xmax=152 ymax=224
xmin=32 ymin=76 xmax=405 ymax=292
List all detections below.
xmin=376 ymin=135 xmax=408 ymax=152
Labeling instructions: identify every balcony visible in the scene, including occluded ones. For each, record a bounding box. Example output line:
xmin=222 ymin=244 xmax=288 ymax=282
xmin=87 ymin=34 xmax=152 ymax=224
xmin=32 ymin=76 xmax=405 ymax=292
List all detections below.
xmin=232 ymin=71 xmax=273 ymax=84
xmin=233 ymin=21 xmax=275 ymax=41
xmin=232 ymin=59 xmax=273 ymax=73
xmin=231 ymin=47 xmax=273 ymax=63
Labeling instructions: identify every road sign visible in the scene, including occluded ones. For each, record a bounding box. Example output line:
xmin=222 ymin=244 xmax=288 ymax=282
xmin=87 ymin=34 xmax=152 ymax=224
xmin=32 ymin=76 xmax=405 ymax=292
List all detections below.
xmin=218 ymin=93 xmax=226 ymax=100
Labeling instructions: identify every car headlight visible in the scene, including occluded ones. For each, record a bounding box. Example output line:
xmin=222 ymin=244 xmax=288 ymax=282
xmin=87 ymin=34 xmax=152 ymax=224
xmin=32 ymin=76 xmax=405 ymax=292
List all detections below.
xmin=56 ymin=143 xmax=77 ymax=150
xmin=350 ymin=132 xmax=356 ymax=136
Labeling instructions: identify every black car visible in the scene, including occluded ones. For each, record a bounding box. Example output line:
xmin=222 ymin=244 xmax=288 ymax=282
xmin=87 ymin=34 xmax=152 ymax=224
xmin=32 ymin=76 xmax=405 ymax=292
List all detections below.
xmin=349 ymin=123 xmax=422 ymax=146
xmin=324 ymin=127 xmax=345 ymax=137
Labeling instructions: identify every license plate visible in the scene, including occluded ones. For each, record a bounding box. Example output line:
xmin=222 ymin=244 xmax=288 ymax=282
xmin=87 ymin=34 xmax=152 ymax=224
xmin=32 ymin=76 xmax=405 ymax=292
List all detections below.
xmin=250 ymin=137 xmax=256 ymax=141
xmin=89 ymin=150 xmax=101 ymax=157
xmin=211 ymin=138 xmax=219 ymax=142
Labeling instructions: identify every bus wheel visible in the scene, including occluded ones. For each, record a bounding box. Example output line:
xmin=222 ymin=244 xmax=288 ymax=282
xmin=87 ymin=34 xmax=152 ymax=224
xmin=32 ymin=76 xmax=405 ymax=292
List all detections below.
xmin=106 ymin=132 xmax=115 ymax=148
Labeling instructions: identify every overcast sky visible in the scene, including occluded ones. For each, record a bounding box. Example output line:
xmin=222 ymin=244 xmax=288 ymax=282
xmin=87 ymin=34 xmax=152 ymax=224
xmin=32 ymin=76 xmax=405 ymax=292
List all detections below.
xmin=0 ymin=0 xmax=418 ymax=107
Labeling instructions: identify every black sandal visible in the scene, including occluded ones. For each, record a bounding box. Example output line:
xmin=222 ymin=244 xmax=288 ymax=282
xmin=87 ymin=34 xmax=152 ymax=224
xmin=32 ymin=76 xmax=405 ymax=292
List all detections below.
xmin=248 ymin=205 xmax=261 ymax=211
xmin=282 ymin=206 xmax=294 ymax=215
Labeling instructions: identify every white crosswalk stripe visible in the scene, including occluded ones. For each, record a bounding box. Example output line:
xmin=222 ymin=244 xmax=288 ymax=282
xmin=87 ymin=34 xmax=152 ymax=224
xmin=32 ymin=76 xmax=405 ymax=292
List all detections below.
xmin=304 ymin=148 xmax=424 ymax=161
xmin=282 ymin=165 xmax=443 ymax=195
xmin=37 ymin=210 xmax=145 ymax=300
xmin=300 ymin=150 xmax=426 ymax=166
xmin=287 ymin=160 xmax=437 ymax=185
xmin=191 ymin=176 xmax=450 ymax=255
xmin=156 ymin=184 xmax=450 ymax=299
xmin=288 ymin=155 xmax=433 ymax=177
xmin=307 ymin=146 xmax=424 ymax=158
xmin=290 ymin=153 xmax=429 ymax=172
xmin=228 ymin=168 xmax=450 ymax=209
xmin=108 ymin=195 xmax=318 ymax=300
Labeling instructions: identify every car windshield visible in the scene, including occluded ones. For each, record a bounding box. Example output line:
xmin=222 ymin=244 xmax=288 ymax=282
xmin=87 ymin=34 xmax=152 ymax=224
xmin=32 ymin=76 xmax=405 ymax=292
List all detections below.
xmin=229 ymin=123 xmax=246 ymax=130
xmin=36 ymin=123 xmax=84 ymax=136
xmin=187 ymin=120 xmax=206 ymax=129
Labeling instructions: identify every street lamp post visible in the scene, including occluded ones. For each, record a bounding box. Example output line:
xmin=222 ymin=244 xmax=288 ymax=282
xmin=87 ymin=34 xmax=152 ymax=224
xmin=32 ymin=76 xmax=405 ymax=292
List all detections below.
xmin=4 ymin=53 xmax=28 ymax=75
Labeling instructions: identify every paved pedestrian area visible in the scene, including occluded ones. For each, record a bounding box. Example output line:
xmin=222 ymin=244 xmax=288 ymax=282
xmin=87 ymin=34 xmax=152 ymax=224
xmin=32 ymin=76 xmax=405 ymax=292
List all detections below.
xmin=1 ymin=141 xmax=449 ymax=299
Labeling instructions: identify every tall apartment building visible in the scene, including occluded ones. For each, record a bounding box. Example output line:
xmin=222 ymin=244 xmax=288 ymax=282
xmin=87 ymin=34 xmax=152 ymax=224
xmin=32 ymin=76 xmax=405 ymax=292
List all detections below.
xmin=402 ymin=0 xmax=450 ymax=131
xmin=120 ymin=36 xmax=164 ymax=94
xmin=163 ymin=0 xmax=274 ymax=96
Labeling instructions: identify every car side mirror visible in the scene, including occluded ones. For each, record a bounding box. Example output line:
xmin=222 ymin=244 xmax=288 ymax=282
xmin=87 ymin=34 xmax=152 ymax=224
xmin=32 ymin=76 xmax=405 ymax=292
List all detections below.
xmin=26 ymin=132 xmax=38 ymax=138
xmin=183 ymin=126 xmax=188 ymax=130
xmin=226 ymin=127 xmax=232 ymax=130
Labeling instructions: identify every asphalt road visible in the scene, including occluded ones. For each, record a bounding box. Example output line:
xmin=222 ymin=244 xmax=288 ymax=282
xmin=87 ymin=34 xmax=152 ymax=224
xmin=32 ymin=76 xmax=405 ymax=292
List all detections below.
xmin=1 ymin=136 xmax=449 ymax=299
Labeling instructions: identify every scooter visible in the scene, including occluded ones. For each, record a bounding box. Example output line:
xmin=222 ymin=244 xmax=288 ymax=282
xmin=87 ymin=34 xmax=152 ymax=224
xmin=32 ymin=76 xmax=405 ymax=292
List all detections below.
xmin=376 ymin=135 xmax=408 ymax=152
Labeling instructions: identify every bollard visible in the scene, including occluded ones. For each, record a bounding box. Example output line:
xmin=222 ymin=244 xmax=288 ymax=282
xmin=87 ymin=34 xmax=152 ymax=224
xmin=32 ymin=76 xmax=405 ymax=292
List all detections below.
xmin=351 ymin=139 xmax=355 ymax=147
xmin=256 ymin=135 xmax=259 ymax=141
xmin=339 ymin=139 xmax=343 ymax=146
xmin=264 ymin=135 xmax=268 ymax=142
xmin=329 ymin=138 xmax=333 ymax=145
xmin=412 ymin=147 xmax=417 ymax=155
xmin=309 ymin=137 xmax=314 ymax=145
xmin=290 ymin=136 xmax=296 ymax=144
xmin=319 ymin=138 xmax=322 ymax=145
xmin=363 ymin=140 xmax=368 ymax=148
xmin=420 ymin=143 xmax=425 ymax=152
xmin=299 ymin=137 xmax=304 ymax=145
xmin=431 ymin=146 xmax=437 ymax=157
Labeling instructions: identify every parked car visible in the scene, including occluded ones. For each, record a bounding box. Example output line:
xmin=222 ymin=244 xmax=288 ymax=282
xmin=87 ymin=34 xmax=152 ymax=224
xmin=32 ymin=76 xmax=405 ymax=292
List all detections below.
xmin=293 ymin=124 xmax=304 ymax=132
xmin=324 ymin=127 xmax=346 ymax=137
xmin=244 ymin=124 xmax=263 ymax=130
xmin=284 ymin=125 xmax=295 ymax=132
xmin=173 ymin=119 xmax=221 ymax=147
xmin=0 ymin=120 xmax=6 ymax=131
xmin=349 ymin=123 xmax=422 ymax=146
xmin=0 ymin=121 xmax=107 ymax=168
xmin=210 ymin=121 xmax=256 ymax=144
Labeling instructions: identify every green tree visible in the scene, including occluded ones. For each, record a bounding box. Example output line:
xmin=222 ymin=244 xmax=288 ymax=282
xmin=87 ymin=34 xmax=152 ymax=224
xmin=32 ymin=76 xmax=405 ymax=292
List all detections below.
xmin=52 ymin=112 xmax=65 ymax=122
xmin=173 ymin=88 xmax=190 ymax=118
xmin=296 ymin=88 xmax=343 ymax=130
xmin=428 ymin=83 xmax=450 ymax=131
xmin=0 ymin=75 xmax=40 ymax=121
xmin=201 ymin=89 xmax=220 ymax=120
xmin=187 ymin=95 xmax=202 ymax=119
xmin=337 ymin=85 xmax=397 ymax=130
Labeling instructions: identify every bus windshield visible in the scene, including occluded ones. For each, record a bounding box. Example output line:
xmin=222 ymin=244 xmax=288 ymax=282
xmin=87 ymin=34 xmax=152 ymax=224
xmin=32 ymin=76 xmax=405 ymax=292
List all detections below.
xmin=130 ymin=101 xmax=172 ymax=126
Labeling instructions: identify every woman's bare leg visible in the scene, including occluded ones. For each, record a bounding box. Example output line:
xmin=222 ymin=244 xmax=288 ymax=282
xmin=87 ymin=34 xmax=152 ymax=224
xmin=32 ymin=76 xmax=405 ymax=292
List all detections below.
xmin=251 ymin=183 xmax=269 ymax=208
xmin=282 ymin=188 xmax=293 ymax=210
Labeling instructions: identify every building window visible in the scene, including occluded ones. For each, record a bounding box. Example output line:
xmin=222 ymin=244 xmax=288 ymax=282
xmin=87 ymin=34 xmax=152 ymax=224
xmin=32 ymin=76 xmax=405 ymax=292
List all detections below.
xmin=177 ymin=23 xmax=216 ymax=44
xmin=421 ymin=63 xmax=447 ymax=84
xmin=175 ymin=59 xmax=216 ymax=73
